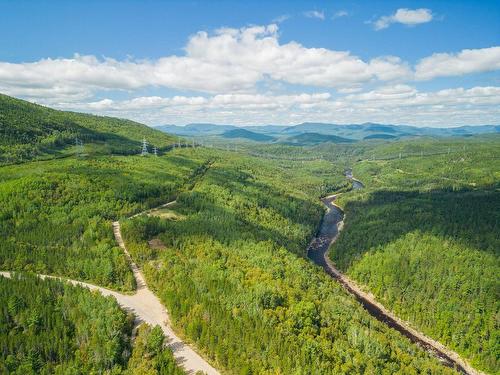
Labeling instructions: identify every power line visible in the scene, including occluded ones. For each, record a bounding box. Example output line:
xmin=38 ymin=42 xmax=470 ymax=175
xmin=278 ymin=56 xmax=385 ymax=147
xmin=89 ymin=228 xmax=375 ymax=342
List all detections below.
xmin=75 ymin=137 xmax=84 ymax=156
xmin=141 ymin=138 xmax=149 ymax=156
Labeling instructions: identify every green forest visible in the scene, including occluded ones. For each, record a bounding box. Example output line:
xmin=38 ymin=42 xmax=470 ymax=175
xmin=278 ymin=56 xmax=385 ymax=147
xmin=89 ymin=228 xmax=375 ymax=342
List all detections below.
xmin=0 ymin=93 xmax=176 ymax=165
xmin=0 ymin=273 xmax=182 ymax=374
xmin=330 ymin=137 xmax=500 ymax=373
xmin=120 ymin=150 xmax=458 ymax=374
xmin=0 ymin=94 xmax=498 ymax=374
xmin=0 ymin=151 xmax=210 ymax=290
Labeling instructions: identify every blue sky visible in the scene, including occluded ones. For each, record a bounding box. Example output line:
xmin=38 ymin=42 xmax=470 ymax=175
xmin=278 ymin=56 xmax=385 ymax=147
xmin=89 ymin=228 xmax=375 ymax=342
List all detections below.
xmin=0 ymin=0 xmax=499 ymax=126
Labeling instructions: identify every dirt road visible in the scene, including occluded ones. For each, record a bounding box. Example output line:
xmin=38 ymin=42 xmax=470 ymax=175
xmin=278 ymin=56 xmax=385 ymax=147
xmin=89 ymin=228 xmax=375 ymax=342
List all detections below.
xmin=0 ymin=209 xmax=218 ymax=375
xmin=112 ymin=220 xmax=219 ymax=375
xmin=1 ymin=236 xmax=219 ymax=375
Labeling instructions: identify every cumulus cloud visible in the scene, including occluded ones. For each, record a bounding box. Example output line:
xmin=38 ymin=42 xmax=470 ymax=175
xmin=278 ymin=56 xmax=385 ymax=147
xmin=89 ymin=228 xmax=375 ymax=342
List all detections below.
xmin=415 ymin=46 xmax=500 ymax=80
xmin=53 ymin=87 xmax=500 ymax=127
xmin=373 ymin=8 xmax=433 ymax=30
xmin=70 ymin=92 xmax=331 ymax=112
xmin=304 ymin=10 xmax=325 ymax=20
xmin=303 ymin=85 xmax=500 ymax=126
xmin=1 ymin=24 xmax=497 ymax=104
xmin=345 ymin=85 xmax=500 ymax=106
xmin=0 ymin=24 xmax=414 ymax=101
xmin=1 ymin=22 xmax=499 ymax=126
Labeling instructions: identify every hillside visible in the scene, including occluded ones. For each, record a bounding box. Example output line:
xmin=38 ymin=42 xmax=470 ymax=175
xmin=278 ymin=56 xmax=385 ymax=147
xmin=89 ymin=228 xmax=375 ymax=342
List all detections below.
xmin=0 ymin=94 xmax=176 ymax=164
xmin=0 ymin=142 xmax=459 ymax=374
xmin=331 ymin=137 xmax=500 ymax=373
xmin=155 ymin=121 xmax=499 ymax=144
xmin=156 ymin=123 xmax=236 ymax=136
xmin=0 ymin=96 xmax=494 ymax=374
xmin=0 ymin=150 xmax=210 ymax=290
xmin=285 ymin=132 xmax=354 ymax=145
xmin=121 ymin=149 xmax=456 ymax=374
xmin=222 ymin=128 xmax=275 ymax=142
xmin=363 ymin=133 xmax=397 ymax=140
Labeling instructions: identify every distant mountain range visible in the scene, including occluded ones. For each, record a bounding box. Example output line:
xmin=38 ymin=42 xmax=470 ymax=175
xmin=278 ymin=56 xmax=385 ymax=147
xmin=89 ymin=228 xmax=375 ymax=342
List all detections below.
xmin=221 ymin=128 xmax=275 ymax=142
xmin=155 ymin=122 xmax=500 ymax=145
xmin=284 ymin=132 xmax=354 ymax=145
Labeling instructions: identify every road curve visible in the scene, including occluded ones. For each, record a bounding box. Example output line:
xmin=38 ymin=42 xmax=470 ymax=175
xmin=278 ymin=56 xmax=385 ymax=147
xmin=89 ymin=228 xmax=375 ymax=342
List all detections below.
xmin=0 ymin=202 xmax=219 ymax=375
xmin=1 ymin=239 xmax=218 ymax=375
xmin=307 ymin=175 xmax=483 ymax=375
xmin=1 ymin=160 xmax=219 ymax=374
xmin=112 ymin=220 xmax=219 ymax=375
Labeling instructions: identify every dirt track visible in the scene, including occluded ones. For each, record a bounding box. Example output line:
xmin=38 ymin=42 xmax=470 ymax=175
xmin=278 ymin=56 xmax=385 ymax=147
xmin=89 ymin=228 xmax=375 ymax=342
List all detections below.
xmin=1 ymin=168 xmax=483 ymax=375
xmin=307 ymin=175 xmax=483 ymax=375
xmin=112 ymin=220 xmax=219 ymax=375
xmin=0 ymin=208 xmax=219 ymax=375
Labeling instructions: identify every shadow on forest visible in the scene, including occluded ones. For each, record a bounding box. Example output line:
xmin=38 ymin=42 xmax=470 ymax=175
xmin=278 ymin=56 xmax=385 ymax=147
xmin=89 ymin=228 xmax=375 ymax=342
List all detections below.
xmin=153 ymin=165 xmax=323 ymax=257
xmin=334 ymin=186 xmax=500 ymax=268
xmin=172 ymin=191 xmax=310 ymax=255
xmin=204 ymin=166 xmax=323 ymax=222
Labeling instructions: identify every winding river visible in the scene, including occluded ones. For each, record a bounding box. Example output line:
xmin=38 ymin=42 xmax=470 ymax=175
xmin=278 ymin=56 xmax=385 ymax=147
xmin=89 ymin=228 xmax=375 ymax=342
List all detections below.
xmin=307 ymin=171 xmax=481 ymax=375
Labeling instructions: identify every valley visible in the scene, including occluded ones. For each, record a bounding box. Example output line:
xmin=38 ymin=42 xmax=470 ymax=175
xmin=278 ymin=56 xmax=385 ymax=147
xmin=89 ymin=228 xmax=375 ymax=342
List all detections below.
xmin=2 ymin=3 xmax=499 ymax=374
xmin=308 ymin=174 xmax=481 ymax=375
xmin=0 ymin=94 xmax=498 ymax=374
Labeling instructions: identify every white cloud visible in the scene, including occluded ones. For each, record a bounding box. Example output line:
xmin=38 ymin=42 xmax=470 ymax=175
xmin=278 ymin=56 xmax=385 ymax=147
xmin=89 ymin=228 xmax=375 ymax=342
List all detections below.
xmin=415 ymin=46 xmax=500 ymax=80
xmin=332 ymin=11 xmax=348 ymax=19
xmin=337 ymin=86 xmax=363 ymax=94
xmin=305 ymin=85 xmax=500 ymax=126
xmin=304 ymin=10 xmax=325 ymax=20
xmin=1 ymin=22 xmax=499 ymax=127
xmin=0 ymin=24 xmax=414 ymax=101
xmin=374 ymin=8 xmax=433 ymax=30
xmin=272 ymin=14 xmax=290 ymax=23
xmin=53 ymin=87 xmax=500 ymax=127
xmin=1 ymin=24 xmax=497 ymax=104
xmin=343 ymin=85 xmax=500 ymax=109
xmin=70 ymin=92 xmax=331 ymax=112
xmin=346 ymin=84 xmax=417 ymax=101
xmin=367 ymin=56 xmax=412 ymax=81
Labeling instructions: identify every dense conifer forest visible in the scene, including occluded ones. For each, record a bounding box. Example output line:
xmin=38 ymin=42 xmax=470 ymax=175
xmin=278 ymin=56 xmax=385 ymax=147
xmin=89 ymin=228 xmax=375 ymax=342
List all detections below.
xmin=0 ymin=152 xmax=210 ymax=290
xmin=330 ymin=137 xmax=500 ymax=373
xmin=0 ymin=273 xmax=182 ymax=374
xmin=0 ymin=94 xmax=497 ymax=374
xmin=121 ymin=150 xmax=458 ymax=374
xmin=0 ymin=94 xmax=176 ymax=164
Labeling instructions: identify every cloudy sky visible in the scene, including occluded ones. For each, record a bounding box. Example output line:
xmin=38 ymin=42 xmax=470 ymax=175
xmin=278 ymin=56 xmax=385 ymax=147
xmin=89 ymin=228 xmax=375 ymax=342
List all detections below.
xmin=1 ymin=0 xmax=499 ymax=127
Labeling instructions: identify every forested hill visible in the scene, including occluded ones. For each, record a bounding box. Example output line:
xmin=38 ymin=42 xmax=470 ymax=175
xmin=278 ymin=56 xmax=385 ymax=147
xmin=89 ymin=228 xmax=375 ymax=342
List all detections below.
xmin=0 ymin=93 xmax=176 ymax=164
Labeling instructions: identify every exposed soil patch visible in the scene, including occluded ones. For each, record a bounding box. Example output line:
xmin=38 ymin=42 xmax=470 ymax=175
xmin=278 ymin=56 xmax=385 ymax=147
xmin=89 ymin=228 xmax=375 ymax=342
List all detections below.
xmin=148 ymin=238 xmax=167 ymax=250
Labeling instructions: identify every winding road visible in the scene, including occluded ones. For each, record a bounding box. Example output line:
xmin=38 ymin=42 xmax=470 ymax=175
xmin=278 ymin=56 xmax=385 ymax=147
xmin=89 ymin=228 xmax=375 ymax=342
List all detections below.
xmin=307 ymin=171 xmax=483 ymax=375
xmin=0 ymin=167 xmax=485 ymax=375
xmin=1 ymin=203 xmax=219 ymax=375
xmin=112 ymin=220 xmax=219 ymax=375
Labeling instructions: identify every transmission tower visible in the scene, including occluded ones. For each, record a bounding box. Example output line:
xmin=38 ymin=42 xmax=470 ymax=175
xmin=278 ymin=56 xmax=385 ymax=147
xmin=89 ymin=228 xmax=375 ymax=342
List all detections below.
xmin=75 ymin=137 xmax=84 ymax=156
xmin=141 ymin=138 xmax=149 ymax=156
